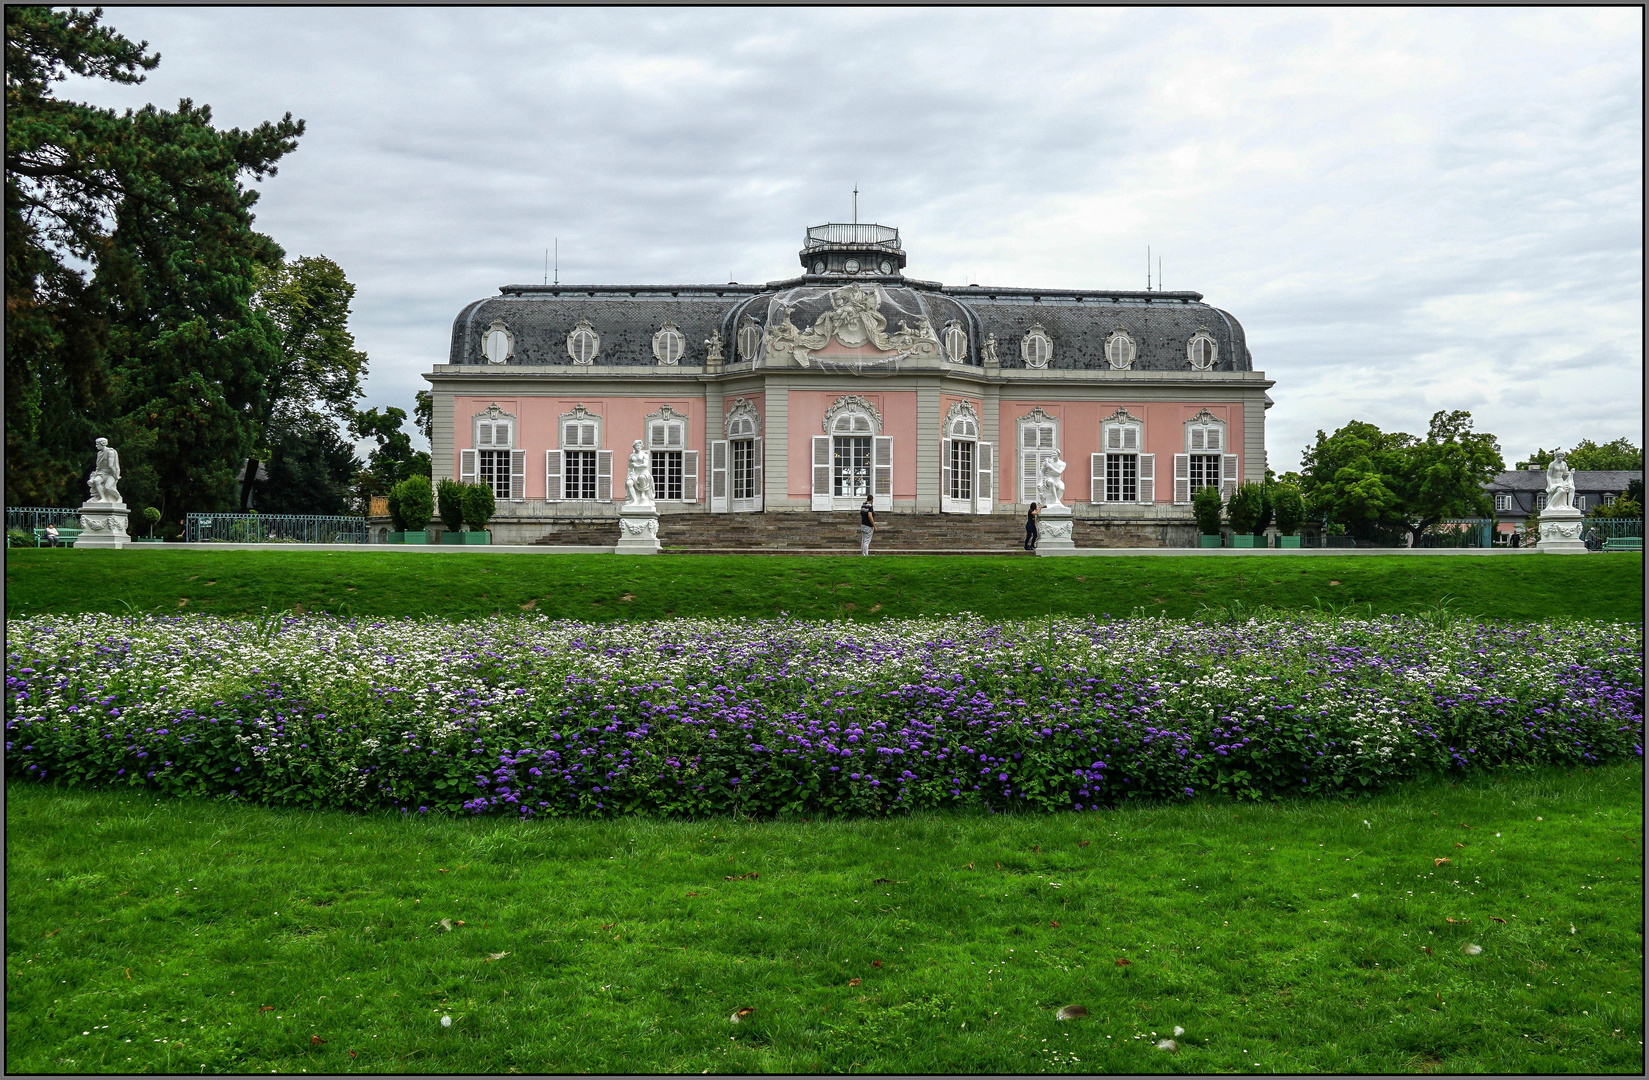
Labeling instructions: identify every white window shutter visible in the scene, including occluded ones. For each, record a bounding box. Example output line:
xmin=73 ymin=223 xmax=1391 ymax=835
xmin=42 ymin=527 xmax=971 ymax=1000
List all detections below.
xmin=683 ymin=449 xmax=699 ymax=502
xmin=1123 ymin=427 xmax=1138 ymax=451
xmin=1190 ymin=428 xmax=1205 ymax=452
xmin=1092 ymin=453 xmax=1105 ymax=503
xmin=812 ymin=435 xmax=832 ymax=510
xmin=1221 ymin=453 xmax=1239 ymax=500
xmin=669 ymin=424 xmax=682 ymax=448
xmin=1173 ymin=453 xmax=1191 ymax=504
xmin=498 ymin=421 xmax=512 ymax=447
xmin=1139 ymin=453 xmax=1155 ymax=503
xmin=976 ymin=442 xmax=992 ymax=512
xmin=1020 ymin=449 xmax=1037 ymax=505
xmin=941 ymin=438 xmax=953 ymax=508
xmin=1106 ymin=426 xmax=1121 ymax=450
xmin=596 ymin=450 xmax=613 ymax=501
xmin=545 ymin=450 xmax=563 ymax=501
xmin=873 ymin=435 xmax=893 ymax=512
xmin=1208 ymin=427 xmax=1222 ymax=451
xmin=710 ymin=440 xmax=729 ymax=512
xmin=478 ymin=422 xmax=493 ymax=447
xmin=510 ymin=449 xmax=526 ymax=500
xmin=752 ymin=438 xmax=763 ymax=510
xmin=460 ymin=449 xmax=477 ymax=484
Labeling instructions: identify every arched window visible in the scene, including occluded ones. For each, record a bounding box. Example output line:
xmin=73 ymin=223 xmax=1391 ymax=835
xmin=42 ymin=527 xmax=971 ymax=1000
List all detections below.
xmin=567 ymin=320 xmax=600 ymax=365
xmin=713 ymin=399 xmax=763 ymax=513
xmin=1187 ymin=329 xmax=1218 ymax=370
xmin=652 ymin=322 xmax=685 ymax=366
xmin=813 ymin=396 xmax=891 ymax=511
xmin=1104 ymin=329 xmax=1135 ymax=370
xmin=1021 ymin=325 xmax=1053 ymax=369
xmin=481 ymin=320 xmax=514 ymax=364
xmin=941 ymin=402 xmax=992 ymax=514
xmin=738 ymin=319 xmax=762 ymax=362
xmin=943 ymin=321 xmax=969 ymax=363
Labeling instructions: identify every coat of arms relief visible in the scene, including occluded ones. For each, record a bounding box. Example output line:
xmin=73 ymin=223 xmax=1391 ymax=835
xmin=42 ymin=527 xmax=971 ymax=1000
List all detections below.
xmin=762 ymin=283 xmax=940 ymax=368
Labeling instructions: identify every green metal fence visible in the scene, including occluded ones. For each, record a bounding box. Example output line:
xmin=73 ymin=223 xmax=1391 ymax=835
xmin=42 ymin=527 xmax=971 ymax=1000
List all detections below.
xmin=186 ymin=513 xmax=366 ymax=544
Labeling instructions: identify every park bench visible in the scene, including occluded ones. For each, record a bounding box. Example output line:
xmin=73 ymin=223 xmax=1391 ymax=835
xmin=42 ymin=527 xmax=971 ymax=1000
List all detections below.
xmin=1602 ymin=536 xmax=1642 ymax=553
xmin=33 ymin=525 xmax=83 ymax=547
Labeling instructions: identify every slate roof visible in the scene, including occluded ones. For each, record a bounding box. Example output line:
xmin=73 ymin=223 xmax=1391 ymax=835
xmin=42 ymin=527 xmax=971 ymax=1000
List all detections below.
xmin=1485 ymin=469 xmax=1642 ymax=492
xmin=442 ymin=226 xmax=1253 ymax=373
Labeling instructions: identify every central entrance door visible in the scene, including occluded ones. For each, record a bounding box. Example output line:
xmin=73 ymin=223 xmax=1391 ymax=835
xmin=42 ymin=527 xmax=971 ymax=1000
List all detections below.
xmin=812 ymin=407 xmax=892 ymax=511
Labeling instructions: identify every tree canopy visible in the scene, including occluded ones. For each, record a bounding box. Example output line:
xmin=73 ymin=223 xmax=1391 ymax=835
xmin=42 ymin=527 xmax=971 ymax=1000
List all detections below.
xmin=1299 ymin=412 xmax=1503 ymax=542
xmin=1516 ymin=438 xmax=1642 ymax=473
xmin=5 ymin=6 xmax=305 ymax=523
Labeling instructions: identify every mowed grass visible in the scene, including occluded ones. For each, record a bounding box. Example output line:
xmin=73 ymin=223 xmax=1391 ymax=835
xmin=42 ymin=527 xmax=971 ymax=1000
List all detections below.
xmin=4 ymin=764 xmax=1642 ymax=1074
xmin=5 ymin=549 xmax=1643 ymax=621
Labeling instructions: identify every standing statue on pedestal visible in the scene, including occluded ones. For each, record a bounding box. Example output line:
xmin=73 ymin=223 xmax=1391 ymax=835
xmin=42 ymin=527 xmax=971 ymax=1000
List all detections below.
xmin=624 ymin=439 xmax=656 ymax=507
xmin=1037 ymin=455 xmax=1068 ymax=509
xmin=88 ymin=437 xmax=123 ymax=503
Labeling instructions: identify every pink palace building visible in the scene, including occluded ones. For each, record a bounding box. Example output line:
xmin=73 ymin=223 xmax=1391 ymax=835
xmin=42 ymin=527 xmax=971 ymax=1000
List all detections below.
xmin=423 ymin=223 xmax=1274 ymax=546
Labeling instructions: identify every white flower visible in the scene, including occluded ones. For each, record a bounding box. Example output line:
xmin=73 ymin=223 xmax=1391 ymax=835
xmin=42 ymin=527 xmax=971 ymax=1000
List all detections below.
xmin=440 ymin=1015 xmax=452 ymax=1027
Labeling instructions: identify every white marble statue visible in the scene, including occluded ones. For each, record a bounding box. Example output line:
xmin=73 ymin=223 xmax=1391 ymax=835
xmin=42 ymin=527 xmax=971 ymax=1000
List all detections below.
xmin=624 ymin=439 xmax=656 ymax=507
xmin=982 ymin=334 xmax=999 ymax=364
xmin=1037 ymin=455 xmax=1068 ymax=509
xmin=87 ymin=437 xmax=122 ymax=503
xmin=1546 ymin=451 xmax=1576 ymax=511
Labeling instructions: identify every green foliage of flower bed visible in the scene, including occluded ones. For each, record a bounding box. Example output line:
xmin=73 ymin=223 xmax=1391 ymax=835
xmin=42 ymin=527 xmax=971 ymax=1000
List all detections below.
xmin=7 ymin=614 xmax=1640 ymax=819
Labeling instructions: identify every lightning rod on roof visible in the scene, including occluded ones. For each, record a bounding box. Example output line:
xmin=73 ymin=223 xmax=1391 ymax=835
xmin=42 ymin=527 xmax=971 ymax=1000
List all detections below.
xmin=853 ymin=184 xmax=858 ymax=225
xmin=543 ymin=248 xmax=548 ymax=286
xmin=553 ymin=238 xmax=558 ymax=287
xmin=1147 ymin=246 xmax=1151 ymax=291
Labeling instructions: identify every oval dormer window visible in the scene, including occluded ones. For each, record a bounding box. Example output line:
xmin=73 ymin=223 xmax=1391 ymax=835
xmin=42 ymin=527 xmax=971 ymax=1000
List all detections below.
xmin=567 ymin=320 xmax=600 ymax=365
xmin=652 ymin=322 xmax=685 ymax=366
xmin=1187 ymin=329 xmax=1218 ymax=370
xmin=1104 ymin=329 xmax=1135 ymax=370
xmin=1021 ymin=325 xmax=1053 ymax=369
xmin=738 ymin=320 xmax=762 ymax=362
xmin=481 ymin=320 xmax=513 ymax=364
xmin=943 ymin=321 xmax=968 ymax=363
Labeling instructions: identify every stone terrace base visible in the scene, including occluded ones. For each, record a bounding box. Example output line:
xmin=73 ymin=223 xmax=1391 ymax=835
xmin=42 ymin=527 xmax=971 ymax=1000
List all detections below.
xmin=523 ymin=511 xmax=1198 ymax=552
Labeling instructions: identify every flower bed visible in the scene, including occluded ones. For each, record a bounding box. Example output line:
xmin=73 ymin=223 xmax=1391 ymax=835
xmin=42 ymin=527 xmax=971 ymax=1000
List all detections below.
xmin=5 ymin=614 xmax=1641 ymax=817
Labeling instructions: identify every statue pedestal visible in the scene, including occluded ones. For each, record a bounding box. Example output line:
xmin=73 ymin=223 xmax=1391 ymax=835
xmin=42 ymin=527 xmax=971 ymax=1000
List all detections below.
xmin=1035 ymin=505 xmax=1076 ymax=555
xmin=74 ymin=500 xmax=130 ymax=548
xmin=615 ymin=504 xmax=661 ymax=554
xmin=1535 ymin=505 xmax=1588 ymax=554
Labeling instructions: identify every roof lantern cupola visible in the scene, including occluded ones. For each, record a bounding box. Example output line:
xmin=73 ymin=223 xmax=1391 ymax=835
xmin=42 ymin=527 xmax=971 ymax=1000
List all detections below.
xmin=800 ymin=223 xmax=907 ymax=279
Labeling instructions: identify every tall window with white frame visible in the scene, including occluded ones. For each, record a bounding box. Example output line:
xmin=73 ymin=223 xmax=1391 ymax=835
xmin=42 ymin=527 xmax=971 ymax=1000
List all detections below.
xmin=729 ymin=412 xmax=759 ymax=506
xmin=1174 ymin=412 xmax=1235 ymax=504
xmin=812 ymin=399 xmax=891 ymax=511
xmin=1017 ymin=410 xmax=1058 ymax=505
xmin=941 ymin=405 xmax=992 ymax=514
xmin=646 ymin=408 xmax=697 ymax=503
xmin=461 ymin=410 xmax=524 ymax=502
xmin=1093 ymin=411 xmax=1152 ymax=504
xmin=548 ymin=410 xmax=609 ymax=502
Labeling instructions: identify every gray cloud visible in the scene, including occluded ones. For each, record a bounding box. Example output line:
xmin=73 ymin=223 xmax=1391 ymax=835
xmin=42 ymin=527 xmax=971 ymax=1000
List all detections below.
xmin=72 ymin=7 xmax=1641 ymax=468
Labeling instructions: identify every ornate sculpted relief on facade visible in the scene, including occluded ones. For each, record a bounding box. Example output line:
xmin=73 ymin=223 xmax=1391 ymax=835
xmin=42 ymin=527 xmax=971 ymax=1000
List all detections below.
xmin=762 ymin=283 xmax=940 ymax=368
xmin=943 ymin=399 xmax=981 ymax=436
xmin=725 ymin=397 xmax=762 ymax=438
xmin=822 ymin=394 xmax=883 ymax=435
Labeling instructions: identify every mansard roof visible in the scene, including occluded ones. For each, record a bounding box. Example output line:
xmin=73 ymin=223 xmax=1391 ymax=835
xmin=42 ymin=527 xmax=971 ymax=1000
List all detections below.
xmin=443 ymin=225 xmax=1253 ymax=372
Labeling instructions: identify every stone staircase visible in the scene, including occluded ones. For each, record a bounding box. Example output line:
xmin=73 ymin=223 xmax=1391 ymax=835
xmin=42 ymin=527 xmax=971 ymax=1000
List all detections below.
xmin=530 ymin=511 xmax=1045 ymax=554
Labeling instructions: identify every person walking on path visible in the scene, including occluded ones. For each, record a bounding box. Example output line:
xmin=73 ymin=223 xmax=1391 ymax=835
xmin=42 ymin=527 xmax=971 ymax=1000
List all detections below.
xmin=860 ymin=495 xmax=876 ymax=556
xmin=1024 ymin=502 xmax=1039 ymax=551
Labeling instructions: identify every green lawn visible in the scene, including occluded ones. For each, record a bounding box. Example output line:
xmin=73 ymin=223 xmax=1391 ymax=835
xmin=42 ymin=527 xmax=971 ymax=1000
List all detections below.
xmin=4 ymin=764 xmax=1641 ymax=1074
xmin=5 ymin=549 xmax=1643 ymax=621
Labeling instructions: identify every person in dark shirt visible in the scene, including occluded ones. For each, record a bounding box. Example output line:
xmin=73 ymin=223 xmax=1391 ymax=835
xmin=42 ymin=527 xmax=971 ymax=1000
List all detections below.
xmin=1024 ymin=502 xmax=1039 ymax=551
xmin=860 ymin=496 xmax=875 ymax=556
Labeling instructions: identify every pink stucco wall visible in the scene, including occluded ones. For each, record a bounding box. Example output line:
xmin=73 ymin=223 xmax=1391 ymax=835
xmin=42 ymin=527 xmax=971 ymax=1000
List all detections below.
xmin=786 ymin=390 xmax=921 ymax=500
xmin=453 ymin=395 xmax=707 ymax=501
xmin=995 ymin=400 xmax=1243 ymax=504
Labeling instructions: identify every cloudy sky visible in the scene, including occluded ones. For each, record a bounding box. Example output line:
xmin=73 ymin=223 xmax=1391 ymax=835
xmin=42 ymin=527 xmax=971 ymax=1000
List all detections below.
xmin=70 ymin=7 xmax=1642 ymax=470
